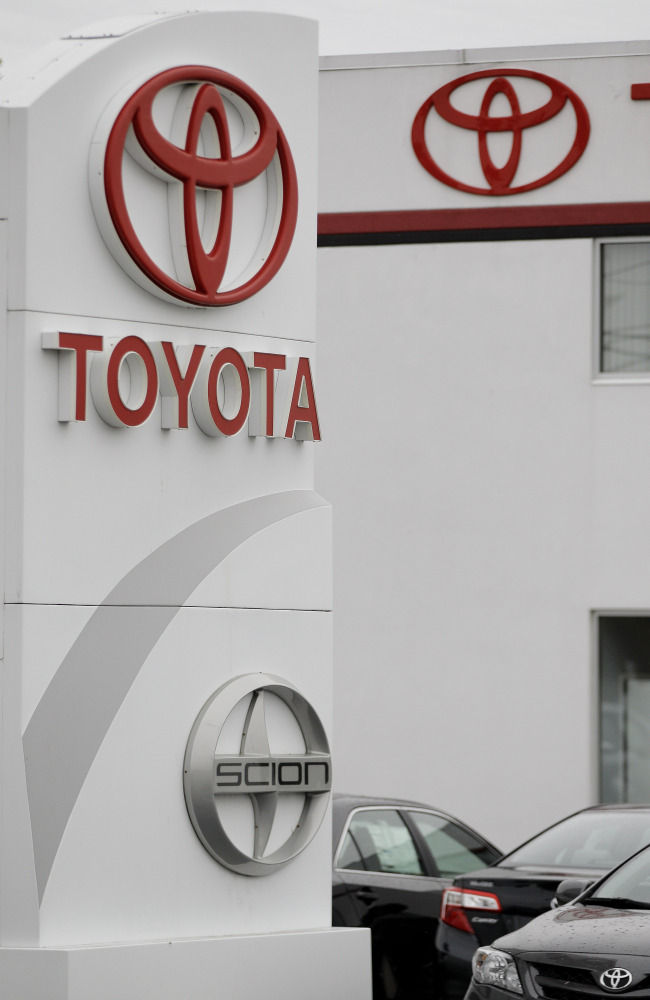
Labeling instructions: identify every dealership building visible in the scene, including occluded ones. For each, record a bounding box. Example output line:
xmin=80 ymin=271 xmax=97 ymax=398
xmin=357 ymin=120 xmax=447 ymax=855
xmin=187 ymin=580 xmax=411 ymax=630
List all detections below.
xmin=0 ymin=10 xmax=650 ymax=996
xmin=315 ymin=38 xmax=650 ymax=852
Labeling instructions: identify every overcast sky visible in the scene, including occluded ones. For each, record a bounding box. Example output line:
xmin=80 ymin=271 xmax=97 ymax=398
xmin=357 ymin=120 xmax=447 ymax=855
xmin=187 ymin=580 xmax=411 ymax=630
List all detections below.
xmin=2 ymin=0 xmax=650 ymax=72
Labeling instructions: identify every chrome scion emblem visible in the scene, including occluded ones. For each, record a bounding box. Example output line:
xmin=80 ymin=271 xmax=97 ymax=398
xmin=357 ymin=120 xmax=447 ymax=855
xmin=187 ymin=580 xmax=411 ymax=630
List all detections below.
xmin=90 ymin=66 xmax=298 ymax=306
xmin=183 ymin=673 xmax=331 ymax=875
xmin=600 ymin=970 xmax=634 ymax=992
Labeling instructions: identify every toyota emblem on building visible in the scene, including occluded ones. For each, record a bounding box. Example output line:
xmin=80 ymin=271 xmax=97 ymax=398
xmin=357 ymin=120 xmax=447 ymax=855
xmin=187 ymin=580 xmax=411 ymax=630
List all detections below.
xmin=412 ymin=68 xmax=590 ymax=195
xmin=183 ymin=673 xmax=331 ymax=875
xmin=90 ymin=66 xmax=298 ymax=306
xmin=600 ymin=969 xmax=634 ymax=992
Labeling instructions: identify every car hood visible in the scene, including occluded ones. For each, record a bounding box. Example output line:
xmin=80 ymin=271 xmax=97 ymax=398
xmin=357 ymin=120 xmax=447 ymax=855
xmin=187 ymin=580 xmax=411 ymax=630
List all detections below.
xmin=495 ymin=902 xmax=650 ymax=956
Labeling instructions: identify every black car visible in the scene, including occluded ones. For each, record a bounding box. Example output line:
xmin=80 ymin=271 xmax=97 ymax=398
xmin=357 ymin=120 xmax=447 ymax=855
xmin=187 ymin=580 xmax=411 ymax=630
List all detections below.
xmin=465 ymin=841 xmax=650 ymax=1000
xmin=436 ymin=804 xmax=650 ymax=996
xmin=331 ymin=794 xmax=502 ymax=1000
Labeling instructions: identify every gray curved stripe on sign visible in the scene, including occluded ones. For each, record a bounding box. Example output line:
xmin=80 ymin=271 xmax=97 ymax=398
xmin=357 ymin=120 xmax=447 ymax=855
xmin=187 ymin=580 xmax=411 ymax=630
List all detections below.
xmin=22 ymin=489 xmax=327 ymax=902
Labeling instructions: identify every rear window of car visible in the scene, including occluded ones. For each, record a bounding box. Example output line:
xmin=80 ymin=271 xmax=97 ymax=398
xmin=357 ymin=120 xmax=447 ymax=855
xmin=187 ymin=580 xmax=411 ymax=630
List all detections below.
xmin=407 ymin=810 xmax=500 ymax=876
xmin=502 ymin=811 xmax=650 ymax=871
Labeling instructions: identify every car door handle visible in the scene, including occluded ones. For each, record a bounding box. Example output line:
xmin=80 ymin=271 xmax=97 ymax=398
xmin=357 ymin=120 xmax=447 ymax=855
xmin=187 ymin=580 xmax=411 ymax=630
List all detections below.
xmin=356 ymin=888 xmax=378 ymax=904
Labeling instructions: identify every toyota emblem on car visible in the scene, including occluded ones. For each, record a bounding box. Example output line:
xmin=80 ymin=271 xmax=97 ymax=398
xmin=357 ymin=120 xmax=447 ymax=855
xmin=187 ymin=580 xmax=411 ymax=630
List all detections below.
xmin=183 ymin=673 xmax=331 ymax=875
xmin=600 ymin=970 xmax=634 ymax=992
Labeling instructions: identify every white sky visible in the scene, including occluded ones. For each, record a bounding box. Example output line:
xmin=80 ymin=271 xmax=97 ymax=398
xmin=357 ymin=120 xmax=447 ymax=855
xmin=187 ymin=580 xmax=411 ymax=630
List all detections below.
xmin=2 ymin=0 xmax=650 ymax=73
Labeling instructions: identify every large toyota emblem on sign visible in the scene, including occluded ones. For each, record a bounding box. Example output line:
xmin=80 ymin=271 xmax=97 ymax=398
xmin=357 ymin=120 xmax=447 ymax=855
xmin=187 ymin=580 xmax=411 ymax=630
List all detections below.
xmin=183 ymin=673 xmax=331 ymax=875
xmin=412 ymin=69 xmax=590 ymax=195
xmin=90 ymin=67 xmax=298 ymax=305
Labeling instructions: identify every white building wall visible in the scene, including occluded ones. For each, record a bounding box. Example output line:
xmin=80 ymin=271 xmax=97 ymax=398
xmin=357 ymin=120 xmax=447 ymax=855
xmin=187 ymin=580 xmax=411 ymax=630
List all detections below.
xmin=316 ymin=42 xmax=650 ymax=851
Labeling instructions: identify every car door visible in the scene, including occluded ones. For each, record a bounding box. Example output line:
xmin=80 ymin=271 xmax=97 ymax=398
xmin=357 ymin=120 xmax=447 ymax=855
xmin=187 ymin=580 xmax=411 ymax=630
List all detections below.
xmin=405 ymin=809 xmax=503 ymax=996
xmin=334 ymin=806 xmax=444 ymax=1000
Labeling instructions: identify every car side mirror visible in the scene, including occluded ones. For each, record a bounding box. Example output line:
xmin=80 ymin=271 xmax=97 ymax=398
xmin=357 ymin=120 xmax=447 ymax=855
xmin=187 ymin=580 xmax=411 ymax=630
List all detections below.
xmin=553 ymin=878 xmax=594 ymax=907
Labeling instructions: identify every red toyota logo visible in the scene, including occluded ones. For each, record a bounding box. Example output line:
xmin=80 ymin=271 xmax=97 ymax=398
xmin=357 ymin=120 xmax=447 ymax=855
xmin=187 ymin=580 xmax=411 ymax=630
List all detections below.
xmin=96 ymin=66 xmax=298 ymax=306
xmin=412 ymin=69 xmax=590 ymax=195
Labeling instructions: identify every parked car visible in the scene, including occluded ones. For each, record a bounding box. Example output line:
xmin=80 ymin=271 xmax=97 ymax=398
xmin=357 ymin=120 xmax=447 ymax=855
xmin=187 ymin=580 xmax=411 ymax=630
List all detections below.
xmin=436 ymin=804 xmax=650 ymax=996
xmin=466 ymin=840 xmax=650 ymax=1000
xmin=331 ymin=793 xmax=502 ymax=1000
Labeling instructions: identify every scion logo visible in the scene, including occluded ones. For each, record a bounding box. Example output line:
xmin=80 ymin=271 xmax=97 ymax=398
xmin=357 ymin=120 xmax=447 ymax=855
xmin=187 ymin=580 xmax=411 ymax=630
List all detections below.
xmin=412 ymin=69 xmax=590 ymax=196
xmin=183 ymin=673 xmax=331 ymax=875
xmin=600 ymin=970 xmax=634 ymax=992
xmin=90 ymin=66 xmax=298 ymax=306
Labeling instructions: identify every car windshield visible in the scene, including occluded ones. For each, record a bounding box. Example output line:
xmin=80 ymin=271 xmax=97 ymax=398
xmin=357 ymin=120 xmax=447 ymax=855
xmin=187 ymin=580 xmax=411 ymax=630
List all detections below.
xmin=501 ymin=811 xmax=650 ymax=871
xmin=590 ymin=846 xmax=650 ymax=908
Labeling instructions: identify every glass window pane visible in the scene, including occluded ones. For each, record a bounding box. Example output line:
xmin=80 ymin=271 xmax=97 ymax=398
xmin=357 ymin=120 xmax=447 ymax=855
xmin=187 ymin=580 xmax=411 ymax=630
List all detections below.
xmin=347 ymin=810 xmax=424 ymax=875
xmin=601 ymin=243 xmax=650 ymax=373
xmin=600 ymin=615 xmax=650 ymax=802
xmin=592 ymin=846 xmax=650 ymax=905
xmin=337 ymin=831 xmax=366 ymax=871
xmin=408 ymin=811 xmax=499 ymax=876
xmin=504 ymin=809 xmax=650 ymax=870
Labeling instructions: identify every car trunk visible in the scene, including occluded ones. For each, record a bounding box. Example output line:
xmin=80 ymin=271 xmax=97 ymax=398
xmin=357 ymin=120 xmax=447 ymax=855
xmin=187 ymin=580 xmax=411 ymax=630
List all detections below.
xmin=455 ymin=866 xmax=604 ymax=944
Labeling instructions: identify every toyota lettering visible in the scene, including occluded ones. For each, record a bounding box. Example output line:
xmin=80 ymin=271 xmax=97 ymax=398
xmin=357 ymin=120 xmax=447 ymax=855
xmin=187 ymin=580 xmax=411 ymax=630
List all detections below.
xmin=42 ymin=333 xmax=321 ymax=440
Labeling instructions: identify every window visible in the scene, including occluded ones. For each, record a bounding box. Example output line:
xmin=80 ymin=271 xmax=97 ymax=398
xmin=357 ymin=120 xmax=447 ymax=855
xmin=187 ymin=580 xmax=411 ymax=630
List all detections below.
xmin=591 ymin=846 xmax=650 ymax=906
xmin=503 ymin=809 xmax=650 ymax=871
xmin=599 ymin=241 xmax=650 ymax=374
xmin=337 ymin=809 xmax=424 ymax=875
xmin=407 ymin=811 xmax=499 ymax=876
xmin=337 ymin=831 xmax=365 ymax=871
xmin=599 ymin=614 xmax=650 ymax=802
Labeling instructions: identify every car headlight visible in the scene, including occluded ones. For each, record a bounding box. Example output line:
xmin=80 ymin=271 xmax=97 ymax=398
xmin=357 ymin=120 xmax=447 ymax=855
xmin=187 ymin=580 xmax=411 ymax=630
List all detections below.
xmin=472 ymin=946 xmax=523 ymax=994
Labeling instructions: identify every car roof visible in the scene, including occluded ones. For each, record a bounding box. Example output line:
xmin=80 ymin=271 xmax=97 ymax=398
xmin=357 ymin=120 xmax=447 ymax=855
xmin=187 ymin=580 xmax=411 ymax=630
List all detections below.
xmin=332 ymin=792 xmax=470 ymax=825
xmin=333 ymin=792 xmax=442 ymax=809
xmin=331 ymin=792 xmax=502 ymax=857
xmin=572 ymin=804 xmax=650 ymax=812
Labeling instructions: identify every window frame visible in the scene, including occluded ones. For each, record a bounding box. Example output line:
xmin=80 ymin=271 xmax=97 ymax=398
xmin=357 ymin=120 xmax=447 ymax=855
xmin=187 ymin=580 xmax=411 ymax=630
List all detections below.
xmin=405 ymin=807 xmax=500 ymax=877
xmin=594 ymin=608 xmax=650 ymax=803
xmin=333 ymin=805 xmax=432 ymax=879
xmin=594 ymin=236 xmax=650 ymax=384
xmin=333 ymin=804 xmax=499 ymax=880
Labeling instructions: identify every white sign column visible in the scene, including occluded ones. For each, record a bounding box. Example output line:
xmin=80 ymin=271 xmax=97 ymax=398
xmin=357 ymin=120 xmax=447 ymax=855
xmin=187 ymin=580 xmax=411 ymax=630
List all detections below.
xmin=0 ymin=12 xmax=369 ymax=999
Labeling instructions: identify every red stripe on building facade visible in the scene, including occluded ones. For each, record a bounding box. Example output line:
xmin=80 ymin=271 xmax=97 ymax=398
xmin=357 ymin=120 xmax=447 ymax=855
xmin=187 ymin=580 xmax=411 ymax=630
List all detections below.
xmin=317 ymin=203 xmax=650 ymax=236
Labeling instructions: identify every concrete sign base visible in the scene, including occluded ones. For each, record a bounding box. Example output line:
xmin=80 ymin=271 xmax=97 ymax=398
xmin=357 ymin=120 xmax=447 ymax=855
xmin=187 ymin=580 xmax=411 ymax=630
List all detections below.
xmin=0 ymin=929 xmax=370 ymax=1000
